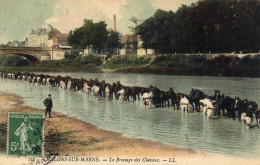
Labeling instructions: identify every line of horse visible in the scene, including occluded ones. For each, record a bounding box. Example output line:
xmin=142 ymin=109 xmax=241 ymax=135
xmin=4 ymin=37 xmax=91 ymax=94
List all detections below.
xmin=0 ymin=71 xmax=259 ymax=127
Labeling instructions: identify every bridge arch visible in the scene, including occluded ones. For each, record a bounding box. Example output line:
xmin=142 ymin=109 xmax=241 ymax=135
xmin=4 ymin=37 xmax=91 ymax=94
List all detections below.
xmin=11 ymin=53 xmax=44 ymax=64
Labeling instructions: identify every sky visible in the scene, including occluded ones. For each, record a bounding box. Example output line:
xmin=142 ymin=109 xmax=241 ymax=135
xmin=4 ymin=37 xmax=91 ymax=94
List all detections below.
xmin=0 ymin=0 xmax=198 ymax=44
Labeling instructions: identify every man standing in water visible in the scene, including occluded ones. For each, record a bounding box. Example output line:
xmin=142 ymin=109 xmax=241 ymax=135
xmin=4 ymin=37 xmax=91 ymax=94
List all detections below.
xmin=180 ymin=95 xmax=189 ymax=114
xmin=43 ymin=94 xmax=53 ymax=118
xmin=245 ymin=104 xmax=254 ymax=129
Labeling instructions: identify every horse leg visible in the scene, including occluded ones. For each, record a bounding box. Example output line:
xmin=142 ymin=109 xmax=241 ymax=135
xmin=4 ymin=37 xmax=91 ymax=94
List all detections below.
xmin=133 ymin=95 xmax=136 ymax=102
xmin=191 ymin=103 xmax=195 ymax=111
xmin=222 ymin=108 xmax=225 ymax=116
xmin=196 ymin=103 xmax=200 ymax=112
xmin=238 ymin=111 xmax=242 ymax=122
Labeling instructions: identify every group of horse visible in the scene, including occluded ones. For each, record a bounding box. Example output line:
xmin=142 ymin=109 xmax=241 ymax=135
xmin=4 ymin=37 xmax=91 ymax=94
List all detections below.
xmin=0 ymin=71 xmax=259 ymax=127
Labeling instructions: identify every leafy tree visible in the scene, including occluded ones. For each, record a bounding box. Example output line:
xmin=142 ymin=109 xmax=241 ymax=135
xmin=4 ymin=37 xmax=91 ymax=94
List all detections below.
xmin=106 ymin=31 xmax=123 ymax=54
xmin=136 ymin=0 xmax=260 ymax=53
xmin=136 ymin=9 xmax=175 ymax=54
xmin=187 ymin=0 xmax=260 ymax=53
xmin=170 ymin=5 xmax=191 ymax=53
xmin=68 ymin=19 xmax=108 ymax=51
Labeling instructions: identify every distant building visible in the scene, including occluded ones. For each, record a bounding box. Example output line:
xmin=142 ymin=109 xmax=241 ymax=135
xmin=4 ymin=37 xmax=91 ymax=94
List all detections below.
xmin=137 ymin=35 xmax=155 ymax=55
xmin=119 ymin=34 xmax=137 ymax=55
xmin=52 ymin=34 xmax=70 ymax=49
xmin=6 ymin=40 xmax=25 ymax=47
xmin=27 ymin=24 xmax=61 ymax=47
xmin=24 ymin=37 xmax=28 ymax=46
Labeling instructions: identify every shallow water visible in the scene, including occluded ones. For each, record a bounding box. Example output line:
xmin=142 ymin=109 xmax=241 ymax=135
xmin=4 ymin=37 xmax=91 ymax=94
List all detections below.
xmin=0 ymin=72 xmax=259 ymax=158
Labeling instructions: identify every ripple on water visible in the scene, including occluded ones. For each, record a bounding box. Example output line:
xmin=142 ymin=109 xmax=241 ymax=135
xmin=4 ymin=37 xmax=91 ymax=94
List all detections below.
xmin=0 ymin=74 xmax=260 ymax=158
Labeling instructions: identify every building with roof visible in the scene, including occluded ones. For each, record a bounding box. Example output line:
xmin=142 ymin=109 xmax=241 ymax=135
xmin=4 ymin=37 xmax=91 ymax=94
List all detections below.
xmin=27 ymin=24 xmax=61 ymax=47
xmin=52 ymin=34 xmax=71 ymax=49
xmin=119 ymin=34 xmax=137 ymax=55
xmin=6 ymin=40 xmax=25 ymax=47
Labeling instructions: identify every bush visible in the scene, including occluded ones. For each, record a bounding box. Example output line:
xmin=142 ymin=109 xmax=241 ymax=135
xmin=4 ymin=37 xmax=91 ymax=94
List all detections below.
xmin=40 ymin=55 xmax=102 ymax=67
xmin=72 ymin=55 xmax=102 ymax=65
xmin=150 ymin=54 xmax=207 ymax=67
xmin=103 ymin=55 xmax=151 ymax=69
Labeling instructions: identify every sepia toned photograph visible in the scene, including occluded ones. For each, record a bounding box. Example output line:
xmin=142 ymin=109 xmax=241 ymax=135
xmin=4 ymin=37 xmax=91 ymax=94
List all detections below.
xmin=0 ymin=0 xmax=259 ymax=164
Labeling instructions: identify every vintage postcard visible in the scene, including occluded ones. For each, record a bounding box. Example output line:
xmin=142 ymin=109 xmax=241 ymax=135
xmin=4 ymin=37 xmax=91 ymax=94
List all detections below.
xmin=0 ymin=0 xmax=260 ymax=165
xmin=8 ymin=113 xmax=43 ymax=157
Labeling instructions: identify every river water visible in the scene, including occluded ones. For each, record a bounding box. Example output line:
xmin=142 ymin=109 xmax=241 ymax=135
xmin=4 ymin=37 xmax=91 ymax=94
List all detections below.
xmin=0 ymin=72 xmax=260 ymax=158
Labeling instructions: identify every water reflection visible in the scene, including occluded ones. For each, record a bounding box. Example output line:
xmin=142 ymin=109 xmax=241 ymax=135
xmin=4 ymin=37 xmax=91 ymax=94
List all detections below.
xmin=0 ymin=73 xmax=259 ymax=158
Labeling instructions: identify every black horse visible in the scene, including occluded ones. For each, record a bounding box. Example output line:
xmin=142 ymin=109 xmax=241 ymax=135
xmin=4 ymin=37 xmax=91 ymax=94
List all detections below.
xmin=234 ymin=97 xmax=248 ymax=122
xmin=216 ymin=94 xmax=235 ymax=119
xmin=188 ymin=89 xmax=206 ymax=112
xmin=214 ymin=89 xmax=221 ymax=101
xmin=168 ymin=88 xmax=177 ymax=110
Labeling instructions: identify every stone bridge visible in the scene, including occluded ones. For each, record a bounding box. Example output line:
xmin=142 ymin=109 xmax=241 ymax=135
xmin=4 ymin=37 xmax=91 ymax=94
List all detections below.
xmin=0 ymin=47 xmax=78 ymax=64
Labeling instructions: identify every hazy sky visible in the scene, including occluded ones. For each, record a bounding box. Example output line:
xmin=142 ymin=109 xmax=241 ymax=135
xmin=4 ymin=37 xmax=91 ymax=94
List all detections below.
xmin=0 ymin=0 xmax=198 ymax=44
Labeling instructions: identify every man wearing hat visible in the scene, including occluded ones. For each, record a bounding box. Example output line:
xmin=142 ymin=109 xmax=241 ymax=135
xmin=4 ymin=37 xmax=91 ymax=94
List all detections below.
xmin=43 ymin=94 xmax=53 ymax=118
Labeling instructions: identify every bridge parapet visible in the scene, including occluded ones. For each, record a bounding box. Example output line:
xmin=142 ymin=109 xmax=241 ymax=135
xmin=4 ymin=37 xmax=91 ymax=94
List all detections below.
xmin=0 ymin=46 xmax=79 ymax=63
xmin=0 ymin=46 xmax=52 ymax=51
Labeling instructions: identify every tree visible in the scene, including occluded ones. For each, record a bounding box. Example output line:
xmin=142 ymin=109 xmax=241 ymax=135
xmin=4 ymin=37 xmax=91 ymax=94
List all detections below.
xmin=136 ymin=9 xmax=175 ymax=54
xmin=187 ymin=0 xmax=260 ymax=53
xmin=106 ymin=31 xmax=123 ymax=55
xmin=68 ymin=19 xmax=108 ymax=51
xmin=170 ymin=5 xmax=191 ymax=53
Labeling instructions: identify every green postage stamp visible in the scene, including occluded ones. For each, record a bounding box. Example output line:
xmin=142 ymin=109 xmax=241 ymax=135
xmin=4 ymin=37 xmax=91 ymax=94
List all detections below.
xmin=8 ymin=113 xmax=44 ymax=157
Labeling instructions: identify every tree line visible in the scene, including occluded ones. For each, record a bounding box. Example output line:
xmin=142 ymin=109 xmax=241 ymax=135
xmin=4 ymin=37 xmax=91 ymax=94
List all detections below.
xmin=136 ymin=0 xmax=260 ymax=54
xmin=68 ymin=19 xmax=123 ymax=54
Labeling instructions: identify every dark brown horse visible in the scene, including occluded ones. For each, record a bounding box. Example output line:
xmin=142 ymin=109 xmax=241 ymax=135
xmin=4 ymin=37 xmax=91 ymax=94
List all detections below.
xmin=168 ymin=88 xmax=177 ymax=110
xmin=189 ymin=89 xmax=206 ymax=112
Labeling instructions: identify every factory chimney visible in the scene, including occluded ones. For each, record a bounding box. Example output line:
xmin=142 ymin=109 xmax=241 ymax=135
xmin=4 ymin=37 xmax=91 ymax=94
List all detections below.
xmin=113 ymin=15 xmax=116 ymax=31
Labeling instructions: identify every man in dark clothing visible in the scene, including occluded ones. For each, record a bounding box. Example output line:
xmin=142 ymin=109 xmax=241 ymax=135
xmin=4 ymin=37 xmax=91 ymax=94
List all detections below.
xmin=43 ymin=94 xmax=53 ymax=118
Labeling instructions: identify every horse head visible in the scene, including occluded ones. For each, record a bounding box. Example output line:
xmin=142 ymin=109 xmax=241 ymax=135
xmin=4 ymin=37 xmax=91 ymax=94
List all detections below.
xmin=189 ymin=88 xmax=196 ymax=98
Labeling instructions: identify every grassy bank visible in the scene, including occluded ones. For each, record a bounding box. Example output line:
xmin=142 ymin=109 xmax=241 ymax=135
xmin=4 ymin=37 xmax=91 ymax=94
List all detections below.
xmin=1 ymin=54 xmax=260 ymax=77
xmin=103 ymin=55 xmax=152 ymax=69
xmin=0 ymin=54 xmax=103 ymax=72
xmin=1 ymin=65 xmax=101 ymax=72
xmin=116 ymin=54 xmax=260 ymax=77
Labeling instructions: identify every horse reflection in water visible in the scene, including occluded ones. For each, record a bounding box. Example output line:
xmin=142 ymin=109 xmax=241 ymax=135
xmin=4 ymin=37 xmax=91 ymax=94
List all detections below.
xmin=0 ymin=70 xmax=259 ymax=129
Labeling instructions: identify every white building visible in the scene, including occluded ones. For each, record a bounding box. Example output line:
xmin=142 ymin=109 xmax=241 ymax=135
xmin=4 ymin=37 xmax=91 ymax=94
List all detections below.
xmin=27 ymin=25 xmax=61 ymax=47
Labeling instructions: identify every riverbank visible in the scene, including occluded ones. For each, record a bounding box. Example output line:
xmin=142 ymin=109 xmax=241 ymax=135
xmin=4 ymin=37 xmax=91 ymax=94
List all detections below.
xmin=1 ymin=54 xmax=260 ymax=78
xmin=0 ymin=91 xmax=197 ymax=157
xmin=1 ymin=92 xmax=260 ymax=165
